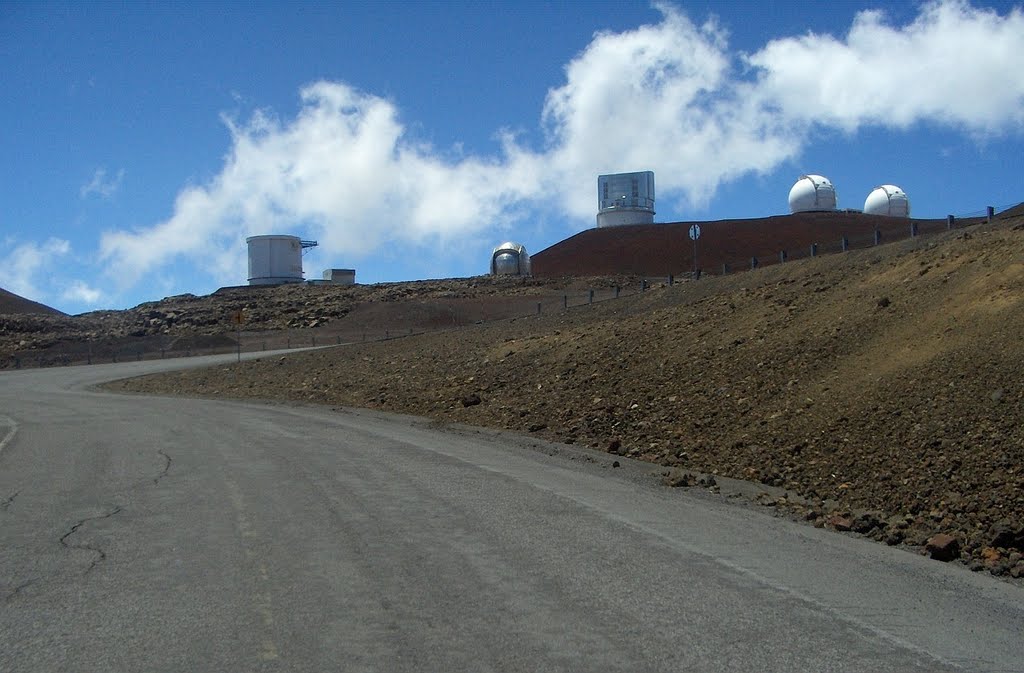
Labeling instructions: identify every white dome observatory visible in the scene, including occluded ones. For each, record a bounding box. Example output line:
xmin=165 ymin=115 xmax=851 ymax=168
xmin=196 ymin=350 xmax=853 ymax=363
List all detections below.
xmin=246 ymin=235 xmax=318 ymax=285
xmin=490 ymin=242 xmax=531 ymax=276
xmin=597 ymin=171 xmax=655 ymax=227
xmin=789 ymin=174 xmax=838 ymax=213
xmin=863 ymin=185 xmax=910 ymax=217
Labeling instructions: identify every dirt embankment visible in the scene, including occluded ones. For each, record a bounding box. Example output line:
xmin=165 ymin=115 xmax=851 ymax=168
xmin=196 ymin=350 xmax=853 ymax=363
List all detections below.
xmin=113 ymin=217 xmax=1024 ymax=578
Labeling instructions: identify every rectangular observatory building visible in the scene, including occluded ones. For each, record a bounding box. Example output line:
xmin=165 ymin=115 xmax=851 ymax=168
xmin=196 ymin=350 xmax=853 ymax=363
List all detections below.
xmin=597 ymin=171 xmax=656 ymax=227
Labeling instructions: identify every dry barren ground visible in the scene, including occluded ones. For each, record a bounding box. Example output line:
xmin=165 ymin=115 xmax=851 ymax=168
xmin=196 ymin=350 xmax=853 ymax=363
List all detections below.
xmin=116 ymin=217 xmax=1024 ymax=577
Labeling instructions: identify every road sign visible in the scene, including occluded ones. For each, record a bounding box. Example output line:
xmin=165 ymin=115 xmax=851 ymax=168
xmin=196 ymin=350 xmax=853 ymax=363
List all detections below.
xmin=231 ymin=310 xmax=245 ymax=325
xmin=688 ymin=224 xmax=702 ymax=241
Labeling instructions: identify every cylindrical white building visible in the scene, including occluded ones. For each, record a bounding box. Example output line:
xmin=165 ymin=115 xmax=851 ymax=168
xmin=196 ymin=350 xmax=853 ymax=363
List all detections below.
xmin=247 ymin=235 xmax=304 ymax=285
xmin=788 ymin=174 xmax=838 ymax=213
xmin=597 ymin=171 xmax=655 ymax=227
xmin=863 ymin=185 xmax=910 ymax=217
xmin=490 ymin=242 xmax=531 ymax=276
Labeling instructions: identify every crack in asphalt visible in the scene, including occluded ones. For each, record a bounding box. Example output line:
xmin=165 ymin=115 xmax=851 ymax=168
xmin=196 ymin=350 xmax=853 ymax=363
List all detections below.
xmin=4 ymin=578 xmax=37 ymax=602
xmin=59 ymin=506 xmax=123 ymax=573
xmin=0 ymin=491 xmax=18 ymax=511
xmin=153 ymin=450 xmax=172 ymax=485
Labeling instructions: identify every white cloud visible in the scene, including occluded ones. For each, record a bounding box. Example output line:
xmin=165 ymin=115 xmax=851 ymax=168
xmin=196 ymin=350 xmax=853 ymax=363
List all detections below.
xmin=0 ymin=237 xmax=71 ymax=302
xmin=745 ymin=0 xmax=1024 ymax=133
xmin=80 ymin=167 xmax=125 ymax=199
xmin=98 ymin=0 xmax=1024 ymax=292
xmin=61 ymin=280 xmax=104 ymax=306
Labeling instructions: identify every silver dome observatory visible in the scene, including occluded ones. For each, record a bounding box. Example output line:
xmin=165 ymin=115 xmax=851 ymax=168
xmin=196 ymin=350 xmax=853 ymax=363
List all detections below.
xmin=863 ymin=185 xmax=910 ymax=217
xmin=490 ymin=242 xmax=531 ymax=276
xmin=788 ymin=174 xmax=838 ymax=213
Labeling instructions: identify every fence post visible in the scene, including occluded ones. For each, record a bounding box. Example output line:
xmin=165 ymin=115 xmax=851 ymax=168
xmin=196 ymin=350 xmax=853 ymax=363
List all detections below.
xmin=537 ymin=302 xmax=542 ymax=314
xmin=615 ymin=286 xmax=620 ymax=298
xmin=563 ymin=295 xmax=568 ymax=308
xmin=14 ymin=357 xmax=20 ymax=369
xmin=987 ymin=206 xmax=994 ymax=222
xmin=841 ymin=236 xmax=849 ymax=252
xmin=262 ymin=341 xmax=267 ymax=351
xmin=874 ymin=229 xmax=882 ymax=245
xmin=287 ymin=337 xmax=291 ymax=349
xmin=910 ymin=222 xmax=919 ymax=237
xmin=947 ymin=214 xmax=955 ymax=229
xmin=810 ymin=243 xmax=818 ymax=257
xmin=337 ymin=335 xmax=341 ymax=344
xmin=312 ymin=335 xmax=316 ymax=347
xmin=668 ymin=275 xmax=674 ymax=286
xmin=385 ymin=329 xmax=389 ymax=339
xmin=779 ymin=250 xmax=787 ymax=263
xmin=641 ymin=280 xmax=647 ymax=292
xmin=751 ymin=257 xmax=758 ymax=269
xmin=722 ymin=262 xmax=729 ymax=275
xmin=588 ymin=289 xmax=594 ymax=304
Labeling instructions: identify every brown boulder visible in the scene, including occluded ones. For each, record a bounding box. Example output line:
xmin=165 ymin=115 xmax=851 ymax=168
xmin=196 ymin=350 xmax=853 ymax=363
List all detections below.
xmin=925 ymin=533 xmax=961 ymax=562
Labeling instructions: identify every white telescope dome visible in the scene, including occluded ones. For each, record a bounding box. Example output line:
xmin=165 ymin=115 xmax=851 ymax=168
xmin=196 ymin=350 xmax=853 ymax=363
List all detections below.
xmin=789 ymin=174 xmax=837 ymax=213
xmin=863 ymin=185 xmax=910 ymax=217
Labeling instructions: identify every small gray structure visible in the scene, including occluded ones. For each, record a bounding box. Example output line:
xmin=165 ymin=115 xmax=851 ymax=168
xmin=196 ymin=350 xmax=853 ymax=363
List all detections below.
xmin=322 ymin=268 xmax=356 ymax=285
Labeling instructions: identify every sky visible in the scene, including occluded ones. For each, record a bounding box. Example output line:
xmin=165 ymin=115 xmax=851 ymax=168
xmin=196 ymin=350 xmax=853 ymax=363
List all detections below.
xmin=2 ymin=0 xmax=1023 ymax=314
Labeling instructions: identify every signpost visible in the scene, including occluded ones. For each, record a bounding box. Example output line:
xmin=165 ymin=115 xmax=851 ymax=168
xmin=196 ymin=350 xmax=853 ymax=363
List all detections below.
xmin=231 ymin=310 xmax=245 ymax=362
xmin=688 ymin=224 xmax=701 ymax=278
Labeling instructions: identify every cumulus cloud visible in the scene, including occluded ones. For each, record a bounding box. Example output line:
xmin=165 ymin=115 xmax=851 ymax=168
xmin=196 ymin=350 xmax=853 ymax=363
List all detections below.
xmin=745 ymin=0 xmax=1024 ymax=133
xmin=0 ymin=237 xmax=71 ymax=301
xmin=80 ymin=168 xmax=125 ymax=199
xmin=98 ymin=0 xmax=1024 ymax=291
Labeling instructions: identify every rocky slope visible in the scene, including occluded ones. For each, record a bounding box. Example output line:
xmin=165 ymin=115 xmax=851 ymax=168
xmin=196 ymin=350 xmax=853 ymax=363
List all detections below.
xmin=114 ymin=215 xmax=1024 ymax=579
xmin=0 ymin=275 xmax=637 ymax=363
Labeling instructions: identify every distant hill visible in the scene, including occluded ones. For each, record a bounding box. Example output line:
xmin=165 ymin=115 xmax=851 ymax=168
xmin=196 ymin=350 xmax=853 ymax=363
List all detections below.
xmin=0 ymin=288 xmax=64 ymax=316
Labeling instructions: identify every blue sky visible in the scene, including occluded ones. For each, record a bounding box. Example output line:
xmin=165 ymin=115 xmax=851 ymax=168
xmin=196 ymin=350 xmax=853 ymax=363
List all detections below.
xmin=2 ymin=0 xmax=1023 ymax=313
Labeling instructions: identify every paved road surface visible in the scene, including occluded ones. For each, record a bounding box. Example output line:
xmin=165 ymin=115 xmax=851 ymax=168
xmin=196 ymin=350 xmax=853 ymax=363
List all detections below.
xmin=1 ymin=355 xmax=1023 ymax=672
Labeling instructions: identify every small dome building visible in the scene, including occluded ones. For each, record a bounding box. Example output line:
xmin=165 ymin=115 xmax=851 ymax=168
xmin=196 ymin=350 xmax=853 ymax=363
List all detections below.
xmin=863 ymin=185 xmax=910 ymax=217
xmin=490 ymin=242 xmax=531 ymax=276
xmin=788 ymin=174 xmax=838 ymax=213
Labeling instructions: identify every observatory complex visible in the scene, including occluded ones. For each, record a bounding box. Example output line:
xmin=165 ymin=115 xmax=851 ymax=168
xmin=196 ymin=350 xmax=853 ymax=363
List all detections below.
xmin=597 ymin=171 xmax=656 ymax=227
xmin=528 ymin=171 xmax=987 ymax=279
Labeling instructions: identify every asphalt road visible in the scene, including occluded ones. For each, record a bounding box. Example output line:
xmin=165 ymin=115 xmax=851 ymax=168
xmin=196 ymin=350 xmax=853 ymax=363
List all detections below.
xmin=1 ymin=355 xmax=1023 ymax=672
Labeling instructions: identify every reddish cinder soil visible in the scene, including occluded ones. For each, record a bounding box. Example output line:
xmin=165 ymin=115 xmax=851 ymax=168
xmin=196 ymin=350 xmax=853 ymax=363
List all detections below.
xmin=114 ymin=214 xmax=1024 ymax=579
xmin=531 ymin=211 xmax=986 ymax=278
